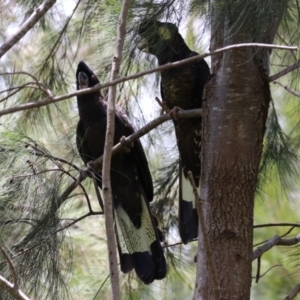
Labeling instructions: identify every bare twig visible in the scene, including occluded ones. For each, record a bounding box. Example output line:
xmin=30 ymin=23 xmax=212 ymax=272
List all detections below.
xmin=0 ymin=71 xmax=53 ymax=99
xmin=92 ymin=109 xmax=202 ymax=170
xmin=93 ymin=177 xmax=104 ymax=212
xmin=252 ymin=264 xmax=282 ymax=281
xmin=93 ymin=274 xmax=110 ymax=300
xmin=269 ymin=59 xmax=300 ymax=82
xmin=155 ymin=97 xmax=169 ymax=114
xmin=187 ymin=171 xmax=220 ymax=300
xmin=0 ymin=83 xmax=52 ymax=103
xmin=5 ymin=211 xmax=103 ymax=265
xmin=253 ymin=226 xmax=295 ymax=247
xmin=163 ymin=239 xmax=197 ymax=248
xmin=26 ymin=142 xmax=81 ymax=172
xmin=0 ymin=245 xmax=18 ymax=290
xmin=0 ymin=245 xmax=31 ymax=300
xmin=102 ymin=0 xmax=131 ymax=298
xmin=255 ymin=256 xmax=261 ymax=283
xmin=273 ymin=81 xmax=300 ymax=97
xmin=16 ymin=108 xmax=202 ymax=249
xmin=0 ymin=43 xmax=297 ymax=117
xmin=0 ymin=275 xmax=31 ymax=300
xmin=254 ymin=223 xmax=300 ymax=228
xmin=284 ymin=284 xmax=300 ymax=300
xmin=0 ymin=219 xmax=37 ymax=226
xmin=252 ymin=234 xmax=300 ymax=261
xmin=0 ymin=0 xmax=57 ymax=58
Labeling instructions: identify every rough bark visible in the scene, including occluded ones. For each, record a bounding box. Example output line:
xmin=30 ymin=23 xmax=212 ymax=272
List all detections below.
xmin=193 ymin=3 xmax=284 ymax=299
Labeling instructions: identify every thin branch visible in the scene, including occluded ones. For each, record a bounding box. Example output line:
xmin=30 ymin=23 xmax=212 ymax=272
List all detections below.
xmin=0 ymin=245 xmax=31 ymax=300
xmin=56 ymin=211 xmax=103 ymax=233
xmin=5 ymin=211 xmax=103 ymax=266
xmin=254 ymin=223 xmax=300 ymax=228
xmin=93 ymin=274 xmax=110 ymax=300
xmin=0 ymin=83 xmax=51 ymax=103
xmin=253 ymin=226 xmax=295 ymax=247
xmin=102 ymin=0 xmax=131 ymax=298
xmin=284 ymin=284 xmax=300 ymax=300
xmin=26 ymin=142 xmax=81 ymax=172
xmin=0 ymin=71 xmax=53 ymax=98
xmin=40 ymin=0 xmax=81 ymax=69
xmin=0 ymin=219 xmax=37 ymax=226
xmin=0 ymin=245 xmax=18 ymax=290
xmin=0 ymin=43 xmax=297 ymax=117
xmin=93 ymin=177 xmax=104 ymax=212
xmin=255 ymin=256 xmax=261 ymax=283
xmin=252 ymin=234 xmax=300 ymax=261
xmin=163 ymin=239 xmax=197 ymax=248
xmin=187 ymin=171 xmax=220 ymax=300
xmin=92 ymin=109 xmax=202 ymax=171
xmin=273 ymin=81 xmax=300 ymax=98
xmin=257 ymin=264 xmax=282 ymax=280
xmin=269 ymin=59 xmax=300 ymax=82
xmin=17 ymin=108 xmax=201 ymax=247
xmin=0 ymin=0 xmax=57 ymax=58
xmin=0 ymin=275 xmax=31 ymax=300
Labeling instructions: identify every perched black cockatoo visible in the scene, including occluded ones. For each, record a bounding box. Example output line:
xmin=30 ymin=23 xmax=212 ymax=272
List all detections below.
xmin=75 ymin=61 xmax=166 ymax=284
xmin=137 ymin=20 xmax=210 ymax=244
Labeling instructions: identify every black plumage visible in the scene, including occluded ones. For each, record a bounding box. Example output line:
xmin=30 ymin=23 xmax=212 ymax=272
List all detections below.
xmin=75 ymin=61 xmax=166 ymax=284
xmin=137 ymin=20 xmax=210 ymax=244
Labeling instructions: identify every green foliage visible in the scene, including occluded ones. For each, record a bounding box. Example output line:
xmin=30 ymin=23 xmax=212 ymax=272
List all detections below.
xmin=1 ymin=0 xmax=300 ymax=299
xmin=0 ymin=128 xmax=72 ymax=299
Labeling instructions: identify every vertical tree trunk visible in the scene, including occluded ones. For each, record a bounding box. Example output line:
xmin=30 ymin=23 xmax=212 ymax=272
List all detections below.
xmin=194 ymin=2 xmax=283 ymax=299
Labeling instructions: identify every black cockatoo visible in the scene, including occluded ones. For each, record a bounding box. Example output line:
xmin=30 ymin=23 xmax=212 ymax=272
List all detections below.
xmin=137 ymin=20 xmax=210 ymax=244
xmin=75 ymin=61 xmax=166 ymax=284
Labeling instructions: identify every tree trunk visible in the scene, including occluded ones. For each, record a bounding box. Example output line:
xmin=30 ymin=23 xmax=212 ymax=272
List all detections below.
xmin=193 ymin=3 xmax=283 ymax=299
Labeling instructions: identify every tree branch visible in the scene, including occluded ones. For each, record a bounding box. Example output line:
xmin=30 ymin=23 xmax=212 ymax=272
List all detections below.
xmin=0 ymin=0 xmax=57 ymax=58
xmin=0 ymin=245 xmax=18 ymax=291
xmin=252 ymin=234 xmax=300 ymax=261
xmin=273 ymin=81 xmax=300 ymax=98
xmin=102 ymin=0 xmax=131 ymax=298
xmin=0 ymin=43 xmax=296 ymax=117
xmin=254 ymin=223 xmax=300 ymax=229
xmin=17 ymin=109 xmax=201 ymax=247
xmin=0 ymin=245 xmax=31 ymax=300
xmin=269 ymin=59 xmax=300 ymax=82
xmin=92 ymin=108 xmax=202 ymax=171
xmin=0 ymin=275 xmax=31 ymax=300
xmin=253 ymin=264 xmax=282 ymax=282
xmin=253 ymin=226 xmax=295 ymax=247
xmin=284 ymin=284 xmax=300 ymax=300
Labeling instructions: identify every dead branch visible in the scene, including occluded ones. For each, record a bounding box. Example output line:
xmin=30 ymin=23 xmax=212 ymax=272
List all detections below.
xmin=253 ymin=226 xmax=295 ymax=247
xmin=253 ymin=264 xmax=282 ymax=282
xmin=269 ymin=59 xmax=300 ymax=82
xmin=0 ymin=43 xmax=297 ymax=118
xmin=92 ymin=108 xmax=202 ymax=171
xmin=0 ymin=245 xmax=31 ymax=300
xmin=273 ymin=81 xmax=300 ymax=97
xmin=93 ymin=177 xmax=104 ymax=212
xmin=0 ymin=245 xmax=18 ymax=290
xmin=17 ymin=108 xmax=201 ymax=248
xmin=255 ymin=257 xmax=261 ymax=283
xmin=252 ymin=234 xmax=300 ymax=261
xmin=0 ymin=275 xmax=31 ymax=300
xmin=284 ymin=284 xmax=300 ymax=300
xmin=254 ymin=223 xmax=300 ymax=228
xmin=102 ymin=0 xmax=131 ymax=298
xmin=0 ymin=0 xmax=57 ymax=58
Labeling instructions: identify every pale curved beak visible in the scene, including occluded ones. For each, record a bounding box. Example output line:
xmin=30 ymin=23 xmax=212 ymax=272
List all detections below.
xmin=78 ymin=72 xmax=88 ymax=89
xmin=136 ymin=36 xmax=149 ymax=53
